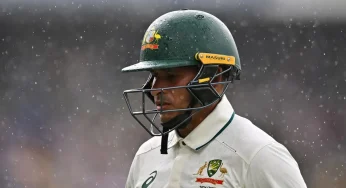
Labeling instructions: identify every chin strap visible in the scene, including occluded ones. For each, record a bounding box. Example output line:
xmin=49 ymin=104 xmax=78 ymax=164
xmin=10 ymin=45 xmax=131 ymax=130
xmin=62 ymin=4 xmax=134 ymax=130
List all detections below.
xmin=160 ymin=127 xmax=169 ymax=154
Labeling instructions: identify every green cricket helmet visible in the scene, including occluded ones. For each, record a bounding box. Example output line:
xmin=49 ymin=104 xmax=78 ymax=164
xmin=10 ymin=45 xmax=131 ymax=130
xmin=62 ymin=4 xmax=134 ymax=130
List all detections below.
xmin=122 ymin=9 xmax=241 ymax=154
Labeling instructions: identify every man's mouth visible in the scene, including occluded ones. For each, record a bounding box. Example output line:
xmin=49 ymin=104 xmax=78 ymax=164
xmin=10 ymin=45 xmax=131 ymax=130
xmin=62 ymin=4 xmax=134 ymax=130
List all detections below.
xmin=155 ymin=101 xmax=170 ymax=110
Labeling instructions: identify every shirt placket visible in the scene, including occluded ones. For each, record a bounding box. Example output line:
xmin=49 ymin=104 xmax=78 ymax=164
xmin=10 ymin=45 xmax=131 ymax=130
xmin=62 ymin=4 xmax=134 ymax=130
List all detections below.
xmin=164 ymin=140 xmax=190 ymax=188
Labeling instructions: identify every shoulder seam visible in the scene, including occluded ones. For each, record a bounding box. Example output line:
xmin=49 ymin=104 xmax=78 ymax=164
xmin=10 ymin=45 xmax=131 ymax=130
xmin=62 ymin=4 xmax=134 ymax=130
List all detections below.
xmin=136 ymin=144 xmax=162 ymax=156
xmin=215 ymin=139 xmax=237 ymax=153
xmin=136 ymin=136 xmax=177 ymax=156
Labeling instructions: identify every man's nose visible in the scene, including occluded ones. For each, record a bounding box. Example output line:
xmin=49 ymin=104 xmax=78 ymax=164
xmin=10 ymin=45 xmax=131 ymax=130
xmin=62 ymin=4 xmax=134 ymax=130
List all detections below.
xmin=150 ymin=78 xmax=166 ymax=97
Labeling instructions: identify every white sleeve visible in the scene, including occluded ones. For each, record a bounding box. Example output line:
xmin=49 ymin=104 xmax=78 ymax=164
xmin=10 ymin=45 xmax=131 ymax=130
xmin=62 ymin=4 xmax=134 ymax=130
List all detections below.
xmin=244 ymin=142 xmax=307 ymax=188
xmin=125 ymin=155 xmax=139 ymax=188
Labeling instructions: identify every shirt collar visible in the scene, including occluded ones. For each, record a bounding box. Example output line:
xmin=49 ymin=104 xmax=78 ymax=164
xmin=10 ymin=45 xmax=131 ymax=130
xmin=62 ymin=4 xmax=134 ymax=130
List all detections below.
xmin=167 ymin=130 xmax=181 ymax=149
xmin=168 ymin=95 xmax=235 ymax=150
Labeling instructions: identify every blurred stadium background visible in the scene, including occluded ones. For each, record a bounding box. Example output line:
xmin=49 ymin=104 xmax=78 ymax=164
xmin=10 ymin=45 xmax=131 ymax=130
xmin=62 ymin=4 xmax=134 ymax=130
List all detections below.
xmin=0 ymin=0 xmax=345 ymax=187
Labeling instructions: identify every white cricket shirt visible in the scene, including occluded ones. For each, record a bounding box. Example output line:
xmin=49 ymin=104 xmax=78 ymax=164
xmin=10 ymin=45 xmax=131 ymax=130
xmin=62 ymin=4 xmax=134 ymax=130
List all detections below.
xmin=125 ymin=95 xmax=307 ymax=188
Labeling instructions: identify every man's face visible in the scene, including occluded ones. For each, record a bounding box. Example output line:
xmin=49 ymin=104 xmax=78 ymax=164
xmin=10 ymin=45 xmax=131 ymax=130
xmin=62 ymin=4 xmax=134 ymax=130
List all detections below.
xmin=150 ymin=66 xmax=197 ymax=123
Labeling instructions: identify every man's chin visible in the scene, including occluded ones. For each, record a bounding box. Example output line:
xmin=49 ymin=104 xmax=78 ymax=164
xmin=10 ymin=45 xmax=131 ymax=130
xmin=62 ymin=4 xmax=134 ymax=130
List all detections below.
xmin=159 ymin=111 xmax=187 ymax=125
xmin=159 ymin=114 xmax=177 ymax=124
xmin=160 ymin=117 xmax=173 ymax=124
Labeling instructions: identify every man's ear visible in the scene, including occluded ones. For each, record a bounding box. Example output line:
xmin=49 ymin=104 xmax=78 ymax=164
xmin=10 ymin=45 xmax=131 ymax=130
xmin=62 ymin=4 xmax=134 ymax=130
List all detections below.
xmin=212 ymin=66 xmax=223 ymax=82
xmin=209 ymin=66 xmax=224 ymax=94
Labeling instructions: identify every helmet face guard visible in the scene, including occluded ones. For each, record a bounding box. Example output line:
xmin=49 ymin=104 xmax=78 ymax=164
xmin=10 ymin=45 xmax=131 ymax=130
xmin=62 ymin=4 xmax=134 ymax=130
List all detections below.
xmin=123 ymin=57 xmax=240 ymax=137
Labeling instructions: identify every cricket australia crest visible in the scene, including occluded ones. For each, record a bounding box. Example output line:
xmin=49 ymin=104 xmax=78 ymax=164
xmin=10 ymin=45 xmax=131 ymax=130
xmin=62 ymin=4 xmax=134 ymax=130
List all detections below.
xmin=207 ymin=159 xmax=222 ymax=177
xmin=193 ymin=159 xmax=227 ymax=186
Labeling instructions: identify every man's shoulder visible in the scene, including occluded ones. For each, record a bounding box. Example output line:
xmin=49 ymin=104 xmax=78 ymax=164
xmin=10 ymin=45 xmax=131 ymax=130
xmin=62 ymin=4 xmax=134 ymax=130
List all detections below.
xmin=217 ymin=114 xmax=280 ymax=164
xmin=135 ymin=136 xmax=162 ymax=156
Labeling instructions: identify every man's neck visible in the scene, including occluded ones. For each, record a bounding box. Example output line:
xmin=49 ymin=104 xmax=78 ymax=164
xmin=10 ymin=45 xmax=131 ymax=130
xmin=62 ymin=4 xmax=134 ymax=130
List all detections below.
xmin=177 ymin=102 xmax=218 ymax=138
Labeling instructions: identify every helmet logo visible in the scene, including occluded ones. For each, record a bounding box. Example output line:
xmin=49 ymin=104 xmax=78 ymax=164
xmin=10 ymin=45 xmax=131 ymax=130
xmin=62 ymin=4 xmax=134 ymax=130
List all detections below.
xmin=141 ymin=28 xmax=161 ymax=50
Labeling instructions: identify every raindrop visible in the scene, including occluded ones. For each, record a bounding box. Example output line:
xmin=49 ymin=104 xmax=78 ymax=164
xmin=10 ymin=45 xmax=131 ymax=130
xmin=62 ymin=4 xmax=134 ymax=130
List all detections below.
xmin=337 ymin=144 xmax=341 ymax=150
